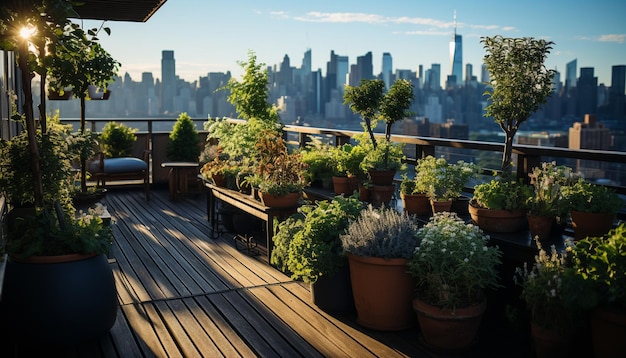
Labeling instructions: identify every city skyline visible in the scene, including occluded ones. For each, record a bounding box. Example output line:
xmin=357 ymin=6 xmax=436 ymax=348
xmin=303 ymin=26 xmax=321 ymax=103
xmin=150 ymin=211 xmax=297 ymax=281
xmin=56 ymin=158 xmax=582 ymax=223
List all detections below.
xmin=82 ymin=0 xmax=625 ymax=87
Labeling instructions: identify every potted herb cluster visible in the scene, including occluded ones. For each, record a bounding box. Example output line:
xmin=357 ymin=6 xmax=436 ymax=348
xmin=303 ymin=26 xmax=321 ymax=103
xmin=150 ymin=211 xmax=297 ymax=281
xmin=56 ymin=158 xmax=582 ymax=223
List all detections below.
xmin=414 ymin=155 xmax=478 ymax=213
xmin=470 ymin=176 xmax=532 ymax=233
xmin=561 ymin=179 xmax=622 ymax=240
xmin=340 ymin=205 xmax=419 ymax=331
xmin=399 ymin=174 xmax=430 ymax=216
xmin=514 ymin=239 xmax=584 ymax=357
xmin=409 ymin=212 xmax=502 ymax=351
xmin=271 ymin=195 xmax=363 ymax=312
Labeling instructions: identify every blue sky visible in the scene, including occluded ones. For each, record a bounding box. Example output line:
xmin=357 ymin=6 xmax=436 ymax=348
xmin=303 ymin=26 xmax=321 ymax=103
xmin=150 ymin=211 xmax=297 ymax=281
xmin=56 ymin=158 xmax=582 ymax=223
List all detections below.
xmin=84 ymin=0 xmax=626 ymax=86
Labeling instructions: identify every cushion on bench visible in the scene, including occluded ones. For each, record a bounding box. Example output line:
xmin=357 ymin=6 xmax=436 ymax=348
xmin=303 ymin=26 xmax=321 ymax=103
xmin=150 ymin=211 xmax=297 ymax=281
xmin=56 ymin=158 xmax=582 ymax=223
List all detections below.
xmin=89 ymin=157 xmax=147 ymax=174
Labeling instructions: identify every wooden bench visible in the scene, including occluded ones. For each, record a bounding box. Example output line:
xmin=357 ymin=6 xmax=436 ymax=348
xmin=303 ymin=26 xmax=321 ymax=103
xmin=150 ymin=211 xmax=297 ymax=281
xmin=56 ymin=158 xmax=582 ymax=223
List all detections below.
xmin=89 ymin=150 xmax=151 ymax=201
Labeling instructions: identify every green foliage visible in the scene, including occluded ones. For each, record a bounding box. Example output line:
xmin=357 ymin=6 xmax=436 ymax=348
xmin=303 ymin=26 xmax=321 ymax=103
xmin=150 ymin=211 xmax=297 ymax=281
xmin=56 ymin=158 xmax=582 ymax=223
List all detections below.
xmin=46 ymin=23 xmax=120 ymax=98
xmin=299 ymin=137 xmax=335 ymax=186
xmin=99 ymin=121 xmax=137 ymax=157
xmin=343 ymin=79 xmax=385 ymax=140
xmin=515 ymin=239 xmax=584 ymax=332
xmin=415 ymin=155 xmax=478 ymax=201
xmin=335 ymin=143 xmax=367 ymax=178
xmin=569 ymin=223 xmax=626 ymax=310
xmin=409 ymin=212 xmax=502 ymax=310
xmin=167 ymin=112 xmax=200 ymax=162
xmin=359 ymin=138 xmax=405 ymax=172
xmin=7 ymin=203 xmax=113 ymax=258
xmin=472 ymin=177 xmax=532 ymax=210
xmin=379 ymin=79 xmax=414 ymax=140
xmin=481 ymin=35 xmax=556 ymax=175
xmin=0 ymin=128 xmax=72 ymax=209
xmin=560 ymin=178 xmax=623 ymax=214
xmin=341 ymin=205 xmax=419 ymax=259
xmin=271 ymin=195 xmax=364 ymax=283
xmin=222 ymin=51 xmax=279 ymax=123
xmin=400 ymin=174 xmax=417 ymax=195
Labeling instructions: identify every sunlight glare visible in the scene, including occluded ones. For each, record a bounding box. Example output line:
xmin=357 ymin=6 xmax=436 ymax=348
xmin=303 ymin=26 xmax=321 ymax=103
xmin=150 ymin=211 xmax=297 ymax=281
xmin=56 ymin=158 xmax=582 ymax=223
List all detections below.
xmin=19 ymin=25 xmax=37 ymax=40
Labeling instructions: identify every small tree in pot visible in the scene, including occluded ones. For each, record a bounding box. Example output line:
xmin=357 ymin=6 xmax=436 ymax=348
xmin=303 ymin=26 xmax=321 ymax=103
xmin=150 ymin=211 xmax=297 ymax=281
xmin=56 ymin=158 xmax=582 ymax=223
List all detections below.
xmin=481 ymin=36 xmax=556 ymax=177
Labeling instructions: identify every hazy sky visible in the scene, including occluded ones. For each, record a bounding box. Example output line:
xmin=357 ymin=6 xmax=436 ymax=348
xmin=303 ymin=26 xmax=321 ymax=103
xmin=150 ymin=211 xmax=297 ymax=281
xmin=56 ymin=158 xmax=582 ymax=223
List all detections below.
xmin=82 ymin=0 xmax=626 ymax=86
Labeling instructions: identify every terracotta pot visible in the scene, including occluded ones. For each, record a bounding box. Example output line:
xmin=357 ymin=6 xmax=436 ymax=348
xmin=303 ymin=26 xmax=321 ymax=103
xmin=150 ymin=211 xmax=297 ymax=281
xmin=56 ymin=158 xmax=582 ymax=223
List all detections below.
xmin=212 ymin=173 xmax=227 ymax=187
xmin=347 ymin=254 xmax=416 ymax=331
xmin=430 ymin=199 xmax=453 ymax=213
xmin=310 ymin=264 xmax=354 ymax=314
xmin=370 ymin=185 xmax=395 ymax=207
xmin=530 ymin=322 xmax=573 ymax=358
xmin=527 ymin=214 xmax=554 ymax=241
xmin=368 ymin=169 xmax=396 ymax=186
xmin=259 ymin=191 xmax=300 ymax=208
xmin=590 ymin=306 xmax=626 ymax=358
xmin=359 ymin=184 xmax=371 ymax=202
xmin=332 ymin=176 xmax=353 ymax=196
xmin=570 ymin=210 xmax=615 ymax=241
xmin=451 ymin=196 xmax=470 ymax=216
xmin=468 ymin=204 xmax=527 ymax=233
xmin=0 ymin=253 xmax=118 ymax=344
xmin=413 ymin=298 xmax=486 ymax=352
xmin=401 ymin=193 xmax=431 ymax=216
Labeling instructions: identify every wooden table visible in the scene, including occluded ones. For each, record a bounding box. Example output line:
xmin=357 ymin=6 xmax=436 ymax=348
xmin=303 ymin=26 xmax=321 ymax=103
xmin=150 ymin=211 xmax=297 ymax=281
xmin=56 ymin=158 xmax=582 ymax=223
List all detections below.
xmin=203 ymin=181 xmax=298 ymax=262
xmin=161 ymin=162 xmax=199 ymax=201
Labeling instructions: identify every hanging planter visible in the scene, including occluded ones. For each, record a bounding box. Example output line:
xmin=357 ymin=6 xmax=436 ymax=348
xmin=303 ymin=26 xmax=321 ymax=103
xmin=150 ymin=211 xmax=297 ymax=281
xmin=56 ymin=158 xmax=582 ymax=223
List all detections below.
xmin=87 ymin=84 xmax=111 ymax=100
xmin=47 ymin=89 xmax=73 ymax=100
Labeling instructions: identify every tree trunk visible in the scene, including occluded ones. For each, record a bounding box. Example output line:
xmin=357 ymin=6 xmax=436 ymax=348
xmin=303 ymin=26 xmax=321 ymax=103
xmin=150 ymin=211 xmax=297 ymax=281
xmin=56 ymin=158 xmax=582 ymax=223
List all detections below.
xmin=501 ymin=131 xmax=515 ymax=177
xmin=18 ymin=40 xmax=44 ymax=208
xmin=80 ymin=96 xmax=87 ymax=193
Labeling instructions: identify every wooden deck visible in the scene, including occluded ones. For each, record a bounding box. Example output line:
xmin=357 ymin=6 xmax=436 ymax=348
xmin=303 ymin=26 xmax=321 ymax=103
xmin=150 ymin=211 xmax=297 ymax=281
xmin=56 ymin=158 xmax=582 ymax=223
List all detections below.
xmin=2 ymin=187 xmax=531 ymax=358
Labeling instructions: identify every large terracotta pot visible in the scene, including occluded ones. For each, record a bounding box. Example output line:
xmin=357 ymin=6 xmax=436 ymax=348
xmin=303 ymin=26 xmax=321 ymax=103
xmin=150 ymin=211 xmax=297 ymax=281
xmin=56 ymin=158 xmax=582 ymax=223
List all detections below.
xmin=259 ymin=191 xmax=301 ymax=208
xmin=370 ymin=185 xmax=395 ymax=207
xmin=413 ymin=298 xmax=486 ymax=352
xmin=590 ymin=306 xmax=626 ymax=358
xmin=570 ymin=210 xmax=615 ymax=241
xmin=530 ymin=322 xmax=573 ymax=358
xmin=347 ymin=254 xmax=415 ymax=331
xmin=401 ymin=193 xmax=431 ymax=216
xmin=430 ymin=199 xmax=453 ymax=213
xmin=527 ymin=214 xmax=554 ymax=241
xmin=332 ymin=176 xmax=355 ymax=196
xmin=468 ymin=203 xmax=527 ymax=233
xmin=0 ymin=253 xmax=118 ymax=345
xmin=310 ymin=264 xmax=354 ymax=314
xmin=368 ymin=169 xmax=396 ymax=186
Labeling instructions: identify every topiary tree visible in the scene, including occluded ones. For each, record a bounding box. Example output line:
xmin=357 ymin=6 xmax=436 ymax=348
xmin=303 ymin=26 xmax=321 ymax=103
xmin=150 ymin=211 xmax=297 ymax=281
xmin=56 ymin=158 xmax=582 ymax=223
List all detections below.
xmin=167 ymin=112 xmax=200 ymax=162
xmin=99 ymin=121 xmax=137 ymax=158
xmin=481 ymin=35 xmax=556 ymax=177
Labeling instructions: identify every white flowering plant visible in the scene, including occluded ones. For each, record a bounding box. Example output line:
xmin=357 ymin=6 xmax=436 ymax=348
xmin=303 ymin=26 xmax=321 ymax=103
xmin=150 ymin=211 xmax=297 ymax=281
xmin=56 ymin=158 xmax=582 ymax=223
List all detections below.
xmin=408 ymin=212 xmax=502 ymax=311
xmin=514 ymin=239 xmax=584 ymax=333
xmin=415 ymin=156 xmax=478 ymax=201
xmin=526 ymin=162 xmax=577 ymax=218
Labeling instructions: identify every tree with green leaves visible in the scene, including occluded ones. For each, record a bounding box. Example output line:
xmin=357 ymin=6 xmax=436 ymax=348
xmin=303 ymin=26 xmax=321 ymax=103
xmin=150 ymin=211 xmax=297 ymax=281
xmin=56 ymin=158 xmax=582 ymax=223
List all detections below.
xmin=481 ymin=35 xmax=556 ymax=177
xmin=344 ymin=79 xmax=385 ymax=147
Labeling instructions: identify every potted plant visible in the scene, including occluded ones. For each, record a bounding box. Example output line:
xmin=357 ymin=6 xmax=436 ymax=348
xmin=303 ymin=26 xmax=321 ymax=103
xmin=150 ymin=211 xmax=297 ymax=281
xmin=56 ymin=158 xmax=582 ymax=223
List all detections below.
xmin=0 ymin=122 xmax=117 ymax=344
xmin=481 ymin=35 xmax=556 ymax=176
xmin=561 ymin=178 xmax=622 ymax=240
xmin=525 ymin=162 xmax=576 ymax=241
xmin=167 ymin=112 xmax=200 ymax=162
xmin=415 ymin=155 xmax=478 ymax=213
xmin=271 ymin=195 xmax=363 ymax=312
xmin=252 ymin=129 xmax=309 ymax=207
xmin=299 ymin=137 xmax=335 ymax=189
xmin=340 ymin=205 xmax=419 ymax=330
xmin=98 ymin=121 xmax=138 ymax=158
xmin=330 ymin=143 xmax=366 ymax=196
xmin=569 ymin=224 xmax=626 ymax=357
xmin=409 ymin=212 xmax=502 ymax=351
xmin=470 ymin=176 xmax=532 ymax=233
xmin=344 ymin=79 xmax=412 ymax=186
xmin=514 ymin=239 xmax=584 ymax=357
xmin=399 ymin=174 xmax=430 ymax=216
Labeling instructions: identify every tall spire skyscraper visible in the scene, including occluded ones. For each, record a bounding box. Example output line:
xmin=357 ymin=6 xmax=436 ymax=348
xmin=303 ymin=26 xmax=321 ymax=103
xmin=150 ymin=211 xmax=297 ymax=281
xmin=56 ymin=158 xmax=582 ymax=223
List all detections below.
xmin=161 ymin=50 xmax=176 ymax=114
xmin=449 ymin=11 xmax=463 ymax=86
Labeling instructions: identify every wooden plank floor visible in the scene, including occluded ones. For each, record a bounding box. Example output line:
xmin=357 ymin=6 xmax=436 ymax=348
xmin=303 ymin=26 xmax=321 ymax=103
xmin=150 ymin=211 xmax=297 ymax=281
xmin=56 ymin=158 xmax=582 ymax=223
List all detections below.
xmin=2 ymin=187 xmax=531 ymax=358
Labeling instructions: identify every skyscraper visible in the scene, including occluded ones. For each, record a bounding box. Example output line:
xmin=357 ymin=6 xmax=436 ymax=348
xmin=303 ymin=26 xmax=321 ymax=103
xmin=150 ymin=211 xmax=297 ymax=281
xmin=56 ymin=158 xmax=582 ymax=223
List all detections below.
xmin=382 ymin=52 xmax=392 ymax=90
xmin=449 ymin=12 xmax=462 ymax=87
xmin=609 ymin=65 xmax=626 ymax=120
xmin=161 ymin=50 xmax=176 ymax=114
xmin=565 ymin=59 xmax=577 ymax=89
